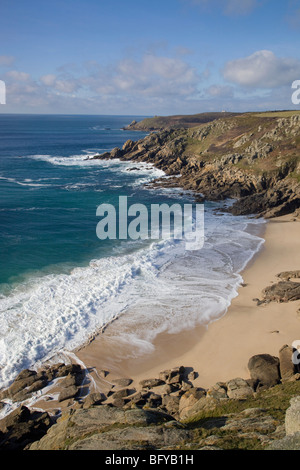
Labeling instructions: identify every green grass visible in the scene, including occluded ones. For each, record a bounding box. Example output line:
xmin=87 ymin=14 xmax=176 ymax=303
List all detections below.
xmin=176 ymin=381 xmax=300 ymax=450
xmin=253 ymin=111 xmax=300 ymax=118
xmin=184 ymin=381 xmax=300 ymax=427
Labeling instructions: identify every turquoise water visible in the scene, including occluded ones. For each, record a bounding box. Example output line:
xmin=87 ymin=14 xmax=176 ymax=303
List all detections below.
xmin=0 ymin=114 xmax=265 ymax=388
xmin=0 ymin=114 xmax=157 ymax=288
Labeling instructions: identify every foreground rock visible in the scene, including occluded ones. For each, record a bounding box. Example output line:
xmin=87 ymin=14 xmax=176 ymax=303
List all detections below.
xmin=29 ymin=406 xmax=190 ymax=450
xmin=248 ymin=354 xmax=281 ymax=389
xmin=0 ymin=406 xmax=52 ymax=450
xmin=1 ymin=340 xmax=300 ymax=450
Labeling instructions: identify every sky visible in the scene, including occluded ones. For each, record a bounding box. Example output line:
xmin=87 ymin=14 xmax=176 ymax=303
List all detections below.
xmin=1 ymin=0 xmax=300 ymax=115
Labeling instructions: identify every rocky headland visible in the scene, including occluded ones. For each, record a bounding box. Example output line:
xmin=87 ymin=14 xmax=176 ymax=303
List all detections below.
xmin=94 ymin=111 xmax=300 ymax=219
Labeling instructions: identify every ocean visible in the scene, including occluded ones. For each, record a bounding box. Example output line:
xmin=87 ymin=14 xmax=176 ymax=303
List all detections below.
xmin=0 ymin=114 xmax=265 ymax=388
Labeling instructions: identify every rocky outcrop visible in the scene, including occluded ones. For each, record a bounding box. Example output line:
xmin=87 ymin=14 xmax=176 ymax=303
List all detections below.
xmin=248 ymin=354 xmax=281 ymax=389
xmin=0 ymin=406 xmax=52 ymax=450
xmin=92 ymin=112 xmax=300 ymax=218
xmin=262 ymin=281 xmax=300 ymax=303
xmin=1 ymin=340 xmax=300 ymax=450
xmin=267 ymin=397 xmax=300 ymax=450
xmin=0 ymin=363 xmax=86 ymax=404
xmin=29 ymin=406 xmax=190 ymax=451
xmin=279 ymin=345 xmax=297 ymax=382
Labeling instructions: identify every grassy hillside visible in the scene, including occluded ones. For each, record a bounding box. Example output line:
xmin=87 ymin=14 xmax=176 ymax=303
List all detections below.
xmin=124 ymin=111 xmax=240 ymax=130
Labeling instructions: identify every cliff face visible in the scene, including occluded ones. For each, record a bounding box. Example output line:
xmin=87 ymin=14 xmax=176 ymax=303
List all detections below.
xmin=94 ymin=111 xmax=300 ymax=218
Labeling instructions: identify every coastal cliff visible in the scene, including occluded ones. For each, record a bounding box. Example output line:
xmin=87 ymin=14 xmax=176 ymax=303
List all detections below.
xmin=94 ymin=111 xmax=300 ymax=218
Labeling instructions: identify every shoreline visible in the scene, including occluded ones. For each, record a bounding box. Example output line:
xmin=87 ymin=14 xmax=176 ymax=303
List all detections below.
xmin=77 ymin=213 xmax=300 ymax=392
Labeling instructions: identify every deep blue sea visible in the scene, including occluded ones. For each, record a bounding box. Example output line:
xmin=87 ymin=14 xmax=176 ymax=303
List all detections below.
xmin=0 ymin=114 xmax=265 ymax=388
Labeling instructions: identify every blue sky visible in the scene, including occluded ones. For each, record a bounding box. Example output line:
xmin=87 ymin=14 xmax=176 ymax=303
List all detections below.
xmin=1 ymin=0 xmax=300 ymax=114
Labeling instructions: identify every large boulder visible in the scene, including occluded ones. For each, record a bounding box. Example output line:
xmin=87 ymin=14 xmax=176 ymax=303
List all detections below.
xmin=285 ymin=396 xmax=300 ymax=435
xmin=248 ymin=354 xmax=280 ymax=389
xmin=279 ymin=344 xmax=296 ymax=382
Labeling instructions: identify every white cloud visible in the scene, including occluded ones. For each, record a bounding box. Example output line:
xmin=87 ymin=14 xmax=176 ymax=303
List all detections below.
xmin=40 ymin=74 xmax=56 ymax=86
xmin=223 ymin=50 xmax=300 ymax=88
xmin=6 ymin=70 xmax=30 ymax=81
xmin=40 ymin=73 xmax=79 ymax=93
xmin=84 ymin=54 xmax=200 ymax=98
xmin=206 ymin=84 xmax=234 ymax=97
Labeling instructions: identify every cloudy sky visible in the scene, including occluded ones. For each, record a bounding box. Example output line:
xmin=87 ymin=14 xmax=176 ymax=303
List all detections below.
xmin=1 ymin=0 xmax=300 ymax=115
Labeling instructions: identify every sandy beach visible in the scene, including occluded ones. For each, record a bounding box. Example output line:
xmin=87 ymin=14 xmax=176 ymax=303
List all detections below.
xmin=77 ymin=214 xmax=300 ymax=393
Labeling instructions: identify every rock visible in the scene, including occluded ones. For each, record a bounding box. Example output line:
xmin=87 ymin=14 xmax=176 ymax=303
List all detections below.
xmin=112 ymin=397 xmax=128 ymax=408
xmin=0 ymin=405 xmax=52 ymax=450
xmin=179 ymin=389 xmax=210 ymax=420
xmin=262 ymin=281 xmax=300 ymax=302
xmin=187 ymin=371 xmax=198 ymax=381
xmin=267 ymin=432 xmax=300 ymax=450
xmin=168 ymin=374 xmax=181 ymax=385
xmin=285 ymin=396 xmax=300 ymax=435
xmin=68 ymin=425 xmax=190 ymax=451
xmin=110 ymin=147 xmax=124 ymax=159
xmin=56 ymin=363 xmax=82 ymax=378
xmin=161 ymin=384 xmax=179 ymax=395
xmin=181 ymin=381 xmax=193 ymax=392
xmin=207 ymin=382 xmax=228 ymax=399
xmin=59 ymin=374 xmax=77 ymax=388
xmin=110 ymin=388 xmax=134 ymax=400
xmin=279 ymin=344 xmax=296 ymax=382
xmin=159 ymin=367 xmax=185 ymax=384
xmin=182 ymin=396 xmax=220 ymax=420
xmin=143 ymin=392 xmax=162 ymax=409
xmin=122 ymin=140 xmax=135 ymax=152
xmin=161 ymin=395 xmax=180 ymax=416
xmin=12 ymin=378 xmax=48 ymax=402
xmin=127 ymin=391 xmax=149 ymax=408
xmin=29 ymin=406 xmax=177 ymax=450
xmin=58 ymin=385 xmax=79 ymax=402
xmin=14 ymin=369 xmax=37 ymax=382
xmin=139 ymin=378 xmax=164 ymax=389
xmin=221 ymin=409 xmax=277 ymax=435
xmin=277 ymin=270 xmax=300 ymax=281
xmin=248 ymin=354 xmax=280 ymax=389
xmin=4 ymin=374 xmax=39 ymax=400
xmin=112 ymin=378 xmax=133 ymax=387
xmin=226 ymin=378 xmax=254 ymax=399
xmin=83 ymin=393 xmax=106 ymax=409
xmin=287 ymin=373 xmax=300 ymax=382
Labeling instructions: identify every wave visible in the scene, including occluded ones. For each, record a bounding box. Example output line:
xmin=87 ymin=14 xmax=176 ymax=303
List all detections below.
xmin=0 ymin=176 xmax=50 ymax=188
xmin=27 ymin=153 xmax=166 ymax=185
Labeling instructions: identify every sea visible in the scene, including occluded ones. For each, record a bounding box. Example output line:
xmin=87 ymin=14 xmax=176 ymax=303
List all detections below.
xmin=0 ymin=114 xmax=265 ymax=389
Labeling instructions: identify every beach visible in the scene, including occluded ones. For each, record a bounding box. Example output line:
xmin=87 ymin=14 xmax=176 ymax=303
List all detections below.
xmin=77 ymin=213 xmax=300 ymax=392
